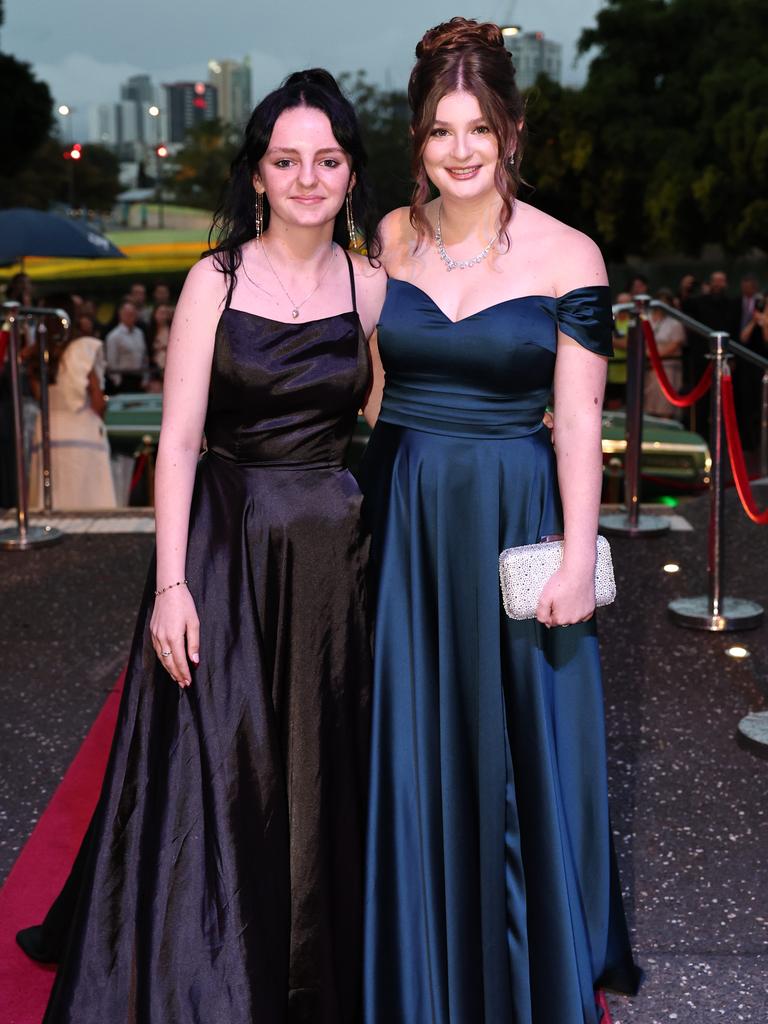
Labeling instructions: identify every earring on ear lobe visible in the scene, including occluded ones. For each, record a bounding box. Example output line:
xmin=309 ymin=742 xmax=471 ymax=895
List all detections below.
xmin=509 ymin=152 xmax=516 ymax=168
xmin=255 ymin=191 xmax=264 ymax=239
xmin=345 ymin=192 xmax=358 ymax=249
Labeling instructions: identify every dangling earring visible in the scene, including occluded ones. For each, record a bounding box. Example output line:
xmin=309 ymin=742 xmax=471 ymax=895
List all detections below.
xmin=345 ymin=192 xmax=358 ymax=249
xmin=508 ymin=152 xmax=516 ymax=169
xmin=255 ymin=191 xmax=264 ymax=239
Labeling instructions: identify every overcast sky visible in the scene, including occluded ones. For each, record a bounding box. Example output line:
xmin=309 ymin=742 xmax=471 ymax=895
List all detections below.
xmin=4 ymin=0 xmax=604 ymax=127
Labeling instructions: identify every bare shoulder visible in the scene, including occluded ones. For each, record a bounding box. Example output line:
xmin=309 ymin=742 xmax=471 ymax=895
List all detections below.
xmin=378 ymin=205 xmax=413 ymax=249
xmin=181 ymin=252 xmax=230 ymax=304
xmin=515 ymin=202 xmax=608 ymax=293
xmin=349 ymin=250 xmax=386 ymax=297
xmin=349 ymin=250 xmax=387 ymax=333
xmin=378 ymin=204 xmax=426 ymax=266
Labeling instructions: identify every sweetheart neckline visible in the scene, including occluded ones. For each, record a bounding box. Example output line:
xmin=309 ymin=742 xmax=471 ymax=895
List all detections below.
xmin=218 ymin=307 xmax=360 ymax=329
xmin=385 ymin=278 xmax=606 ymax=325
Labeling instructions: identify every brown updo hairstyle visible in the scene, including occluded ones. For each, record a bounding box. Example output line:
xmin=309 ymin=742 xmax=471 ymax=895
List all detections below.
xmin=408 ymin=18 xmax=526 ymax=248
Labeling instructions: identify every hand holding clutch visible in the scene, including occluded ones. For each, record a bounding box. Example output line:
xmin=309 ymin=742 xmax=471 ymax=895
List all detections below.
xmin=499 ymin=535 xmax=616 ymax=621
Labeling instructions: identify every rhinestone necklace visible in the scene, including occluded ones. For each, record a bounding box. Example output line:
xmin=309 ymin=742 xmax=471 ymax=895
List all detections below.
xmin=260 ymin=239 xmax=336 ymax=319
xmin=435 ymin=203 xmax=498 ymax=272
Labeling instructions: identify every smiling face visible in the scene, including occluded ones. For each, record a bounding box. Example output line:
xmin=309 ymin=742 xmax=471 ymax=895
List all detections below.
xmin=254 ymin=105 xmax=354 ymax=234
xmin=422 ymin=90 xmax=501 ymax=202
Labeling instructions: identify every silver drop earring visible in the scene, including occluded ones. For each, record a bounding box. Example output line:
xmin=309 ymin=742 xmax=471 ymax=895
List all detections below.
xmin=255 ymin=191 xmax=264 ymax=239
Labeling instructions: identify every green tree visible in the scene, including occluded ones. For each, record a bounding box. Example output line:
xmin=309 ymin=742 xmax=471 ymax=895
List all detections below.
xmin=520 ymin=76 xmax=595 ymax=236
xmin=171 ymin=118 xmax=240 ymax=211
xmin=0 ymin=52 xmax=53 ymax=190
xmin=0 ymin=138 xmax=121 ymax=212
xmin=338 ymin=72 xmax=412 ymax=218
xmin=571 ymin=0 xmax=768 ymax=257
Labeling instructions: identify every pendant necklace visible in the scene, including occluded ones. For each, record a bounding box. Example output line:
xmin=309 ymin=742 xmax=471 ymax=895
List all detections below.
xmin=435 ymin=203 xmax=498 ymax=272
xmin=259 ymin=239 xmax=336 ymax=319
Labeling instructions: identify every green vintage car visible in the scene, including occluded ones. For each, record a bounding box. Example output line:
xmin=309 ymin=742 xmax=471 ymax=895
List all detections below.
xmin=106 ymin=394 xmax=710 ymax=500
xmin=599 ymin=410 xmax=710 ymax=493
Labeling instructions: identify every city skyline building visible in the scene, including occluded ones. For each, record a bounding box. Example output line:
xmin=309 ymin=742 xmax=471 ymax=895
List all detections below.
xmin=503 ymin=29 xmax=562 ymax=89
xmin=163 ymin=81 xmax=219 ymax=144
xmin=207 ymin=57 xmax=252 ymax=128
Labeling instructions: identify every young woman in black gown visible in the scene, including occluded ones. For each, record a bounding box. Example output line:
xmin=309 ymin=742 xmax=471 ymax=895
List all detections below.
xmin=34 ymin=69 xmax=386 ymax=1024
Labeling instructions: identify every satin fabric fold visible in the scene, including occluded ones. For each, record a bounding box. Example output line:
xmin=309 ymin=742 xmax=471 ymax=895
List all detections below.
xmin=43 ymin=295 xmax=372 ymax=1024
xmin=361 ymin=282 xmax=639 ymax=1024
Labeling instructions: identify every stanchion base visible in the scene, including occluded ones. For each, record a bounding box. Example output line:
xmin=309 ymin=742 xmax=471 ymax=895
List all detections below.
xmin=668 ymin=595 xmax=764 ymax=631
xmin=599 ymin=512 xmax=671 ymax=537
xmin=0 ymin=525 xmax=65 ymax=550
xmin=737 ymin=712 xmax=768 ymax=760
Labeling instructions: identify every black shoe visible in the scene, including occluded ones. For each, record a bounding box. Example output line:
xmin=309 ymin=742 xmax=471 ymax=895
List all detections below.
xmin=15 ymin=925 xmax=59 ymax=964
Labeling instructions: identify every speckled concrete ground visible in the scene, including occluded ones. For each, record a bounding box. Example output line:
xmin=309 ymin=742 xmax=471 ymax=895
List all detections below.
xmin=1 ymin=495 xmax=767 ymax=1021
xmin=600 ymin=489 xmax=768 ymax=1022
xmin=0 ymin=530 xmax=154 ymax=876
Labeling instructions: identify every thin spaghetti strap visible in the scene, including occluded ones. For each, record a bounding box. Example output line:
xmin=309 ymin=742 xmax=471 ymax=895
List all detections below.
xmin=342 ymin=249 xmax=357 ymax=313
xmin=224 ymin=254 xmax=238 ymax=310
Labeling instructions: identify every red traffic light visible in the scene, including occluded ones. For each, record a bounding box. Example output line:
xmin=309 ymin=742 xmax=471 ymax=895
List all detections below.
xmin=156 ymin=144 xmax=169 ymax=158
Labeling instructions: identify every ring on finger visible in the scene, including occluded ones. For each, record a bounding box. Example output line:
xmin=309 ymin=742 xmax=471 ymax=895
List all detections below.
xmin=160 ymin=650 xmax=172 ymax=657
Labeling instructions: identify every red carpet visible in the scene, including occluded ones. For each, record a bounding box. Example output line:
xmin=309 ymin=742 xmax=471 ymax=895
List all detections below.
xmin=0 ymin=675 xmax=123 ymax=1024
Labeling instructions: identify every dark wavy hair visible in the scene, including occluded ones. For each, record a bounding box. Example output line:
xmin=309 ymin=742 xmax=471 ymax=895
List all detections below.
xmin=208 ymin=68 xmax=380 ymax=294
xmin=408 ymin=18 xmax=527 ymax=250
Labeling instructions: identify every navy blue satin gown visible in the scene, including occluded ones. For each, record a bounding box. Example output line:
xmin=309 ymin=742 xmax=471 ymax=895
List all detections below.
xmin=360 ymin=279 xmax=640 ymax=1024
xmin=43 ymin=253 xmax=371 ymax=1024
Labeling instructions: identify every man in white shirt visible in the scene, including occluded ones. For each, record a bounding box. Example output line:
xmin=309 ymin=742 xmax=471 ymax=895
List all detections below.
xmin=105 ymin=300 xmax=148 ymax=393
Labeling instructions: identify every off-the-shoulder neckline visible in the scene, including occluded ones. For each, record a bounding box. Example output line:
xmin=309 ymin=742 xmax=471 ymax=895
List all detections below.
xmin=386 ymin=278 xmax=609 ymax=325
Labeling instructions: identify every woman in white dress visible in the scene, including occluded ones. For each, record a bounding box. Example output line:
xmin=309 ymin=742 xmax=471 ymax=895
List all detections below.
xmin=29 ymin=315 xmax=117 ymax=509
xmin=645 ymin=288 xmax=685 ymax=419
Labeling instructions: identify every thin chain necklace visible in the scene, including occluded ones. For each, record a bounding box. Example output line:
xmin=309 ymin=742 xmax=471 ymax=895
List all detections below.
xmin=435 ymin=203 xmax=498 ymax=272
xmin=259 ymin=239 xmax=336 ymax=319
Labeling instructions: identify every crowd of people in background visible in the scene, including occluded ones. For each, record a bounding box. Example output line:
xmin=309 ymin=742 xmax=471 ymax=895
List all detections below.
xmin=610 ymin=270 xmax=768 ymax=450
xmin=2 ymin=267 xmax=767 ymax=514
xmin=0 ymin=274 xmax=177 ymax=511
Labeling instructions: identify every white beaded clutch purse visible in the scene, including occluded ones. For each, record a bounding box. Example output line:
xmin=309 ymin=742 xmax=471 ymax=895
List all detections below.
xmin=498 ymin=535 xmax=616 ymax=620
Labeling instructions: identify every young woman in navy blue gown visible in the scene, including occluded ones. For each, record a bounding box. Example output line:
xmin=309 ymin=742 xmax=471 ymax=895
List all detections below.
xmin=36 ymin=70 xmax=386 ymax=1023
xmin=360 ymin=19 xmax=641 ymax=1023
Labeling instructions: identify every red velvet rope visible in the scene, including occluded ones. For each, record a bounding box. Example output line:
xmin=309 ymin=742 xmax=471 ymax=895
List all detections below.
xmin=129 ymin=452 xmax=147 ymax=494
xmin=641 ymin=318 xmax=713 ymax=408
xmin=721 ymin=372 xmax=768 ymax=524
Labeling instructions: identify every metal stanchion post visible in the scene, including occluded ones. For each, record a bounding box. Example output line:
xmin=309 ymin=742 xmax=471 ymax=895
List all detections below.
xmin=0 ymin=305 xmax=63 ymax=550
xmin=600 ymin=296 xmax=670 ymax=536
xmin=760 ymin=369 xmax=768 ymax=479
xmin=36 ymin=317 xmax=54 ymax=511
xmin=669 ymin=332 xmax=763 ymax=630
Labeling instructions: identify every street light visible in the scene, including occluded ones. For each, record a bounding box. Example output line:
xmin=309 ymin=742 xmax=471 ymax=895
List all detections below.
xmin=148 ymin=106 xmax=166 ymax=229
xmin=501 ymin=25 xmax=521 ymax=37
xmin=62 ymin=143 xmax=82 ymax=208
xmin=57 ymin=103 xmax=74 ymax=144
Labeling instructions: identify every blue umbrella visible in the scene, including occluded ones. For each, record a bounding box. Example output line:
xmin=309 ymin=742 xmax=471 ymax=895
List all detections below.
xmin=0 ymin=207 xmax=126 ymax=265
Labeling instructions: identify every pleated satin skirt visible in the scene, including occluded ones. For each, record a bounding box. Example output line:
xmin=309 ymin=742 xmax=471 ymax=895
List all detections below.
xmin=360 ymin=422 xmax=640 ymax=1024
xmin=43 ymin=450 xmax=371 ymax=1024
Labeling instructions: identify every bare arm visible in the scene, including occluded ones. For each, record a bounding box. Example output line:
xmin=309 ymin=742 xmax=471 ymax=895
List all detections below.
xmin=350 ymin=251 xmax=387 ymax=428
xmin=150 ymin=257 xmax=225 ymax=685
xmin=536 ymin=231 xmax=608 ymax=627
xmin=362 ymin=329 xmax=385 ymax=427
xmin=87 ymin=369 xmax=107 ymax=418
xmin=655 ymin=319 xmax=685 ymax=359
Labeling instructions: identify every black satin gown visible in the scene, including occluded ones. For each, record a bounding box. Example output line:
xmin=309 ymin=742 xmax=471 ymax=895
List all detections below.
xmin=43 ymin=252 xmax=372 ymax=1024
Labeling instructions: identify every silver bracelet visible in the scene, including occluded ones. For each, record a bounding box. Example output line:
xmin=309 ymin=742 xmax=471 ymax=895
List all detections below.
xmin=154 ymin=578 xmax=188 ymax=597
